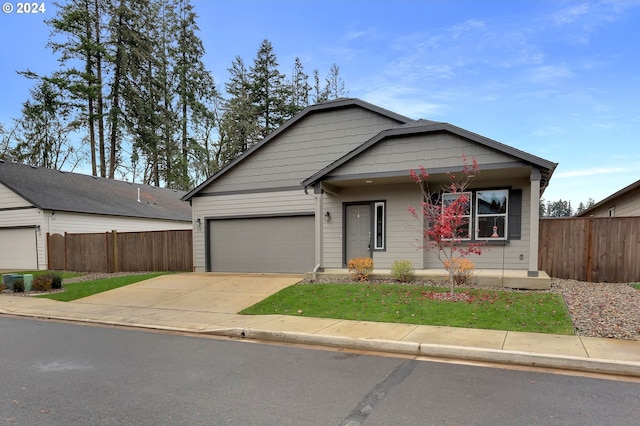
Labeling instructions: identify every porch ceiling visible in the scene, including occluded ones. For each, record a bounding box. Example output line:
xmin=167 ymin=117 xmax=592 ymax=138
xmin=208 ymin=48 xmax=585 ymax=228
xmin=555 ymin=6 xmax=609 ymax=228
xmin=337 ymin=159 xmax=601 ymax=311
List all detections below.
xmin=320 ymin=166 xmax=533 ymax=190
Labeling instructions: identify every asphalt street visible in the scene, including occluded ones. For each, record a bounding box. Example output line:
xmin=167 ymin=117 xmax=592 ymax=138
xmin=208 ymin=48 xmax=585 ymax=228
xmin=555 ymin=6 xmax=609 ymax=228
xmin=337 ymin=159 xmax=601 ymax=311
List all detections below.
xmin=2 ymin=316 xmax=639 ymax=425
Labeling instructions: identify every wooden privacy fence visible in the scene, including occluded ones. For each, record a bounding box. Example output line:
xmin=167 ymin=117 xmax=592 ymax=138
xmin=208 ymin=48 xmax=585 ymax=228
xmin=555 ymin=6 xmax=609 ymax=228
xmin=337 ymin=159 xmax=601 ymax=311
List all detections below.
xmin=47 ymin=230 xmax=193 ymax=273
xmin=539 ymin=217 xmax=640 ymax=283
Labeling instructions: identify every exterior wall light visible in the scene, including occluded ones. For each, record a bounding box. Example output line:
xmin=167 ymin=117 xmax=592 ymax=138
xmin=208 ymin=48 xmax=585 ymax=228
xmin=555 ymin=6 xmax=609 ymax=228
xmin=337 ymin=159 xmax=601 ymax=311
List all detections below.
xmin=323 ymin=211 xmax=331 ymax=222
xmin=196 ymin=218 xmax=201 ymax=228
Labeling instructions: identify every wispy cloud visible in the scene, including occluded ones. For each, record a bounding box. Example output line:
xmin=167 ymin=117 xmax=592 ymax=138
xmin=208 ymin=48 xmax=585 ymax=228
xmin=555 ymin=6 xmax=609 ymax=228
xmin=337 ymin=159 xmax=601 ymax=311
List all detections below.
xmin=533 ymin=126 xmax=564 ymax=137
xmin=448 ymin=19 xmax=486 ymax=39
xmin=361 ymin=85 xmax=449 ymax=119
xmin=527 ymin=65 xmax=574 ymax=84
xmin=551 ymin=3 xmax=590 ymax=25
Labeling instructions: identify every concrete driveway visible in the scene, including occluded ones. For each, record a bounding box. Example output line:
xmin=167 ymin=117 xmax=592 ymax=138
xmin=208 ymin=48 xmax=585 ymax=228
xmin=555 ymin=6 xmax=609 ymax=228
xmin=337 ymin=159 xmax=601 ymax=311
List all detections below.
xmin=70 ymin=273 xmax=303 ymax=314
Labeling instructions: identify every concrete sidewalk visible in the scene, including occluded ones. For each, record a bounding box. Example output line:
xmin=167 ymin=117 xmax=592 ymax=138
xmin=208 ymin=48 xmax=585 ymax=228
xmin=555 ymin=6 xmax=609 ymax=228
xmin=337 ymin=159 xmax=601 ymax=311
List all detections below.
xmin=1 ymin=272 xmax=639 ymax=378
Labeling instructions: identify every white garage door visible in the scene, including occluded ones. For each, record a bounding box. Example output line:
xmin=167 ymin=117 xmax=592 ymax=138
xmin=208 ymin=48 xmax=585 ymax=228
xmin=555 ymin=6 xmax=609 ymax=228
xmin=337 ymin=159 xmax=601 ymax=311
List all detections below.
xmin=209 ymin=216 xmax=315 ymax=273
xmin=0 ymin=228 xmax=38 ymax=270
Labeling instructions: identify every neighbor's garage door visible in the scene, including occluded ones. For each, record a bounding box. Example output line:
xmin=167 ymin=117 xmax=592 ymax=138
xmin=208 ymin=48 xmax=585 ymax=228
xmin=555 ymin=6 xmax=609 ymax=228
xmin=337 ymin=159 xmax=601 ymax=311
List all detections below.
xmin=0 ymin=228 xmax=38 ymax=270
xmin=209 ymin=216 xmax=314 ymax=273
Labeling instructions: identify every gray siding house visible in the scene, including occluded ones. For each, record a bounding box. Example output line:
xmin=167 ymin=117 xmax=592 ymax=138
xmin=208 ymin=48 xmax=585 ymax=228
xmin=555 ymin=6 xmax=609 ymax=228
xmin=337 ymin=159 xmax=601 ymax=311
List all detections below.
xmin=0 ymin=161 xmax=192 ymax=270
xmin=183 ymin=98 xmax=557 ymax=279
xmin=577 ymin=178 xmax=640 ymax=217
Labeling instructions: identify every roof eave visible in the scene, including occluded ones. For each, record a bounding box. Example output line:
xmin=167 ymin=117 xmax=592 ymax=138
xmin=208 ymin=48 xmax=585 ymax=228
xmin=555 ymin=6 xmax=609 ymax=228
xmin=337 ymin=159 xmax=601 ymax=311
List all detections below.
xmin=578 ymin=178 xmax=640 ymax=216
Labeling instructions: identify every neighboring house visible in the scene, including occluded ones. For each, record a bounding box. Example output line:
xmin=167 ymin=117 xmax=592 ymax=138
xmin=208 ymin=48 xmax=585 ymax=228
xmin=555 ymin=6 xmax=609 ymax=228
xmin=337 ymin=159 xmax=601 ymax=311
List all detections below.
xmin=577 ymin=178 xmax=640 ymax=217
xmin=183 ymin=98 xmax=557 ymax=279
xmin=0 ymin=161 xmax=192 ymax=270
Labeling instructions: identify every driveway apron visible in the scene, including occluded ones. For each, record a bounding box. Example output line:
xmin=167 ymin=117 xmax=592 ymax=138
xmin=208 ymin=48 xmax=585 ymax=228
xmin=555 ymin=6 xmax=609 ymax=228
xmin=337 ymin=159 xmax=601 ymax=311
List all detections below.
xmin=70 ymin=273 xmax=302 ymax=314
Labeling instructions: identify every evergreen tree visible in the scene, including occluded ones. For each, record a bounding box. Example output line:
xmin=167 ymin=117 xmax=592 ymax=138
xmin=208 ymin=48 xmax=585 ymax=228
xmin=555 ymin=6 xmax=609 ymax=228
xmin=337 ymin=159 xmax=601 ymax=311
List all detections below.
xmin=220 ymin=56 xmax=260 ymax=162
xmin=286 ymin=57 xmax=310 ymax=116
xmin=0 ymin=122 xmax=20 ymax=160
xmin=312 ymin=69 xmax=329 ymax=103
xmin=249 ymin=39 xmax=288 ymax=138
xmin=545 ymin=199 xmax=573 ymax=217
xmin=47 ymin=0 xmax=107 ymax=176
xmin=325 ymin=63 xmax=347 ymax=99
xmin=169 ymin=0 xmax=219 ymax=190
xmin=312 ymin=65 xmax=347 ymax=103
xmin=11 ymin=78 xmax=81 ymax=170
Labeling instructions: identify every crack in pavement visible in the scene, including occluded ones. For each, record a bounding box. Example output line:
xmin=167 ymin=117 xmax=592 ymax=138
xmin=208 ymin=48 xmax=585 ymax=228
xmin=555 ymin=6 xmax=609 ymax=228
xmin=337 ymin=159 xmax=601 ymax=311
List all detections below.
xmin=341 ymin=359 xmax=417 ymax=425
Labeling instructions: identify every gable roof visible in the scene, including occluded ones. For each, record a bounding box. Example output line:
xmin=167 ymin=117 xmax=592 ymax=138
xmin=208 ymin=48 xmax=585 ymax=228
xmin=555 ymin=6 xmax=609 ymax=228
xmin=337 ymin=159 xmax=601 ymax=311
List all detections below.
xmin=302 ymin=120 xmax=558 ymax=191
xmin=182 ymin=98 xmax=413 ymax=201
xmin=0 ymin=161 xmax=191 ymax=221
xmin=577 ymin=178 xmax=640 ymax=217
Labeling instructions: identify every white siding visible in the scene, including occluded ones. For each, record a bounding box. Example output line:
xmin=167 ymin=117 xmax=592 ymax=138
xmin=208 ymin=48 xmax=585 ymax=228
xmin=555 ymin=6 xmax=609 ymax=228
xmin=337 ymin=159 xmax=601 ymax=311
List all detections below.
xmin=205 ymin=108 xmax=402 ymax=192
xmin=191 ymin=190 xmax=315 ymax=272
xmin=45 ymin=212 xmax=191 ymax=235
xmin=0 ymin=182 xmax=31 ymax=208
xmin=330 ymin=133 xmax=516 ymax=177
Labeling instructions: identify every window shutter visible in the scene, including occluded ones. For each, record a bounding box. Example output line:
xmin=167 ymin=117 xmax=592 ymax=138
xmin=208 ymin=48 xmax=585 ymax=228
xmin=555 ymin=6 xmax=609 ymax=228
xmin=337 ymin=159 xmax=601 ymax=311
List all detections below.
xmin=508 ymin=189 xmax=522 ymax=240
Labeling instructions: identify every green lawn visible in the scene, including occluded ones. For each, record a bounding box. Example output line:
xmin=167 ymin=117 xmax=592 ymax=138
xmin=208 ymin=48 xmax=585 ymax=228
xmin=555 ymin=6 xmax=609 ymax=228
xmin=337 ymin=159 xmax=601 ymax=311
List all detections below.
xmin=37 ymin=272 xmax=168 ymax=302
xmin=240 ymin=282 xmax=575 ymax=335
xmin=632 ymin=283 xmax=640 ymax=290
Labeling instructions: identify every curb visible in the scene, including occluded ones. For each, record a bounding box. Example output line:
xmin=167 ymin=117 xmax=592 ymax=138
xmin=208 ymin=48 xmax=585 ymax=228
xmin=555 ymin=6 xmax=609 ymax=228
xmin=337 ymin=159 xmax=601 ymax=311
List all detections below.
xmin=206 ymin=327 xmax=640 ymax=378
xmin=4 ymin=309 xmax=640 ymax=379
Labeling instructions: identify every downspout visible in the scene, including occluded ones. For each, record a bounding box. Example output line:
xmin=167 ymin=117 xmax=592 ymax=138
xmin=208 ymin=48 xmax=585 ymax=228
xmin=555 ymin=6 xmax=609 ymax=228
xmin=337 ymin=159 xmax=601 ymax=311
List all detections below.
xmin=312 ymin=263 xmax=322 ymax=282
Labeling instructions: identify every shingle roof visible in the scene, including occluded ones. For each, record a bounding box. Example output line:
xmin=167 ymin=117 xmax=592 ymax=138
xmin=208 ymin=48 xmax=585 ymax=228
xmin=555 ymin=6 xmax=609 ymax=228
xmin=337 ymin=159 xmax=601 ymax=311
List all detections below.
xmin=0 ymin=161 xmax=191 ymax=222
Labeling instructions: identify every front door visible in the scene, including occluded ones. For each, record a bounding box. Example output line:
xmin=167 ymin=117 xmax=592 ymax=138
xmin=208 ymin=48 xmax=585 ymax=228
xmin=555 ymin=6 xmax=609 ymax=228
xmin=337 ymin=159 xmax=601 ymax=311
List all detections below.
xmin=345 ymin=204 xmax=371 ymax=264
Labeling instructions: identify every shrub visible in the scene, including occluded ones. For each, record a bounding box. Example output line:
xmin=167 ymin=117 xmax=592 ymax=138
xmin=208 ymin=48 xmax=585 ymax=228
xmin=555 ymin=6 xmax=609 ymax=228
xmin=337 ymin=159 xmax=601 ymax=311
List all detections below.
xmin=12 ymin=278 xmax=25 ymax=293
xmin=347 ymin=257 xmax=374 ymax=282
xmin=33 ymin=274 xmax=53 ymax=292
xmin=51 ymin=273 xmax=63 ymax=289
xmin=391 ymin=259 xmax=415 ymax=282
xmin=443 ymin=258 xmax=475 ymax=286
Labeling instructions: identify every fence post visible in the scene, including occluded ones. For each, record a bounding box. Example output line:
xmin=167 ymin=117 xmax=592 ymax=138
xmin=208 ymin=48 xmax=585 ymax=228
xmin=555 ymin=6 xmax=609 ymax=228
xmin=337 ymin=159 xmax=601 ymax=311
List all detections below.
xmin=586 ymin=217 xmax=593 ymax=282
xmin=64 ymin=232 xmax=68 ymax=271
xmin=112 ymin=230 xmax=119 ymax=273
xmin=46 ymin=233 xmax=51 ymax=271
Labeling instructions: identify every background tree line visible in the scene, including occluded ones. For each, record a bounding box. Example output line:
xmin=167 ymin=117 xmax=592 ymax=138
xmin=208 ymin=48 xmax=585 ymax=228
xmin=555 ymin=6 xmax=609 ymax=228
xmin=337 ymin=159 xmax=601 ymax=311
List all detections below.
xmin=0 ymin=0 xmax=347 ymax=190
xmin=539 ymin=198 xmax=596 ymax=217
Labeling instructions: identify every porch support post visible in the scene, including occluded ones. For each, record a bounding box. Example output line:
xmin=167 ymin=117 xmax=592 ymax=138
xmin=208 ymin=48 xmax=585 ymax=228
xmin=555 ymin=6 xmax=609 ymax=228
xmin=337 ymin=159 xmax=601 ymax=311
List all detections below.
xmin=528 ymin=170 xmax=541 ymax=277
xmin=314 ymin=185 xmax=324 ymax=270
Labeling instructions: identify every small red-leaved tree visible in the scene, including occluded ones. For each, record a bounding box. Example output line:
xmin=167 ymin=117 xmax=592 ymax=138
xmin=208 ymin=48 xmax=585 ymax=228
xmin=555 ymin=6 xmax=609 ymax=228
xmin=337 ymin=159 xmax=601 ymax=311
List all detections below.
xmin=408 ymin=156 xmax=484 ymax=295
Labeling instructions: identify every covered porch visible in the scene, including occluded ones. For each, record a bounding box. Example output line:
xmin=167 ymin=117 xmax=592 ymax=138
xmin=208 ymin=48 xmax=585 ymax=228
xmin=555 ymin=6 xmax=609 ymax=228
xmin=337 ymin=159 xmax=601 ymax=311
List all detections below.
xmin=305 ymin=268 xmax=552 ymax=290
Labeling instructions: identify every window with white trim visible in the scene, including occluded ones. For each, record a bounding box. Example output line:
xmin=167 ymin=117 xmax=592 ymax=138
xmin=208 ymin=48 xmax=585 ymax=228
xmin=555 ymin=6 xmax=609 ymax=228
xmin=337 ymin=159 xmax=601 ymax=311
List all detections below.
xmin=475 ymin=189 xmax=508 ymax=240
xmin=374 ymin=202 xmax=385 ymax=250
xmin=441 ymin=192 xmax=472 ymax=239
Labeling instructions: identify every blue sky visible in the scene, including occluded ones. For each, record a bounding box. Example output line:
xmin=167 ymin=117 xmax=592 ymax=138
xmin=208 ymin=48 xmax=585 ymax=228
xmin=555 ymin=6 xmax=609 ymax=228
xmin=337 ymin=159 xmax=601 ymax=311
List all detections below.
xmin=1 ymin=0 xmax=639 ymax=208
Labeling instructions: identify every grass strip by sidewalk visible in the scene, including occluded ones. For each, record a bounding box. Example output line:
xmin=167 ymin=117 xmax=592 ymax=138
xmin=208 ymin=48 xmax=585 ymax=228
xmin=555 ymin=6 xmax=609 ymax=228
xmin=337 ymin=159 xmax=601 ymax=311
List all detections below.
xmin=36 ymin=273 xmax=168 ymax=302
xmin=240 ymin=282 xmax=575 ymax=335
